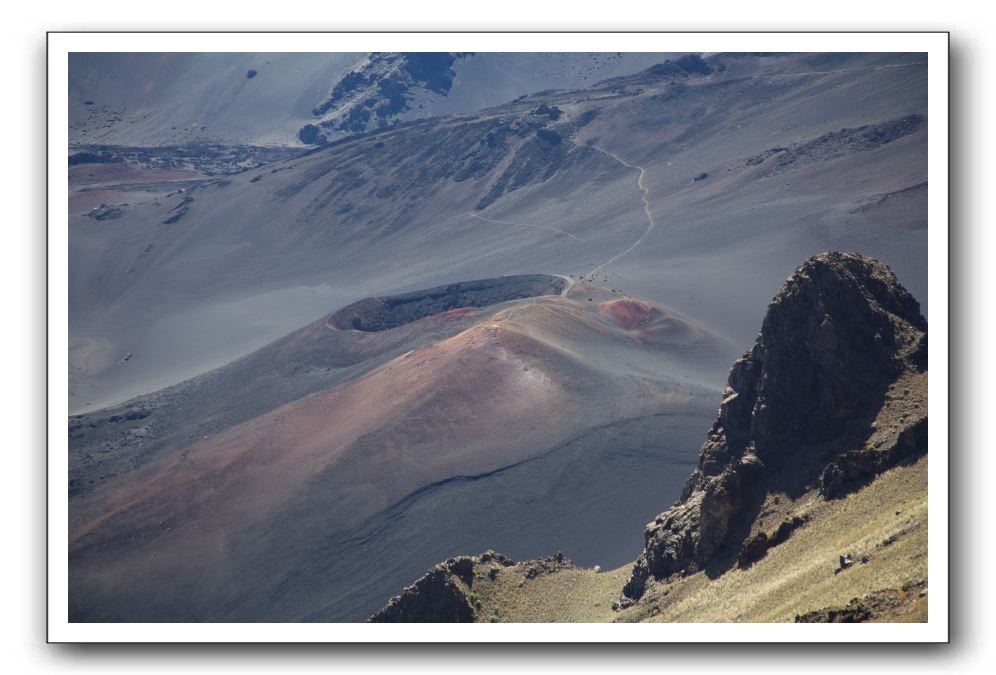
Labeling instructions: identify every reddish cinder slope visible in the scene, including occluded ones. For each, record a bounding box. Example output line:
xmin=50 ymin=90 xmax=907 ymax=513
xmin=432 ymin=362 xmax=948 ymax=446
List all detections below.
xmin=600 ymin=298 xmax=658 ymax=329
xmin=69 ymin=287 xmax=731 ymax=621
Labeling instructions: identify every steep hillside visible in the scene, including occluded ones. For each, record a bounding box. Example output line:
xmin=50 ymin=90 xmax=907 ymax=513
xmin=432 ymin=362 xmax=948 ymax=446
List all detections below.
xmin=69 ymin=276 xmax=729 ymax=621
xmin=69 ymin=52 xmax=678 ymax=147
xmin=69 ymin=53 xmax=364 ymax=146
xmin=69 ymin=52 xmax=927 ymax=415
xmin=371 ymin=252 xmax=929 ymax=623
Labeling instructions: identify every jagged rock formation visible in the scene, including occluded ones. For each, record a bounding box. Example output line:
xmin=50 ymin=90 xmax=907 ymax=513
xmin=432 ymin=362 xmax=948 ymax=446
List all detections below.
xmin=370 ymin=551 xmax=515 ymax=623
xmin=624 ymin=252 xmax=927 ymax=599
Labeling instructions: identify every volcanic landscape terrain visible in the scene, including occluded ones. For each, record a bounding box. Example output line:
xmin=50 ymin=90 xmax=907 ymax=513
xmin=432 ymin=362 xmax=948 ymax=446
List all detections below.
xmin=70 ymin=274 xmax=727 ymax=620
xmin=68 ymin=52 xmax=928 ymax=621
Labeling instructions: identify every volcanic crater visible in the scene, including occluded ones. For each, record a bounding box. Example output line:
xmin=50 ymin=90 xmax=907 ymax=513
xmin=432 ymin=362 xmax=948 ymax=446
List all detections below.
xmin=328 ymin=274 xmax=567 ymax=332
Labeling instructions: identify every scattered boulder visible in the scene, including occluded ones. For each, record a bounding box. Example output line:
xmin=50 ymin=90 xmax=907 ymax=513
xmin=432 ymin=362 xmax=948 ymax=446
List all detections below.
xmin=835 ymin=553 xmax=855 ymax=574
xmin=246 ymin=69 xmax=258 ymax=79
xmin=611 ymin=597 xmax=634 ymax=611
xmin=86 ymin=203 xmax=124 ymax=220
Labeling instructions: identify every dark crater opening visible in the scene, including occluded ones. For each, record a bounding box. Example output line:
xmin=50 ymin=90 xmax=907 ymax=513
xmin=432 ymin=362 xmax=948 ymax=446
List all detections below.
xmin=329 ymin=274 xmax=567 ymax=332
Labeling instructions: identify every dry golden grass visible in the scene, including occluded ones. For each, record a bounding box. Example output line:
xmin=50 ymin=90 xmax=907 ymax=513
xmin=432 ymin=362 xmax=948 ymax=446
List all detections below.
xmin=470 ymin=563 xmax=630 ymax=623
xmin=470 ymin=454 xmax=927 ymax=623
xmin=637 ymin=455 xmax=928 ymax=622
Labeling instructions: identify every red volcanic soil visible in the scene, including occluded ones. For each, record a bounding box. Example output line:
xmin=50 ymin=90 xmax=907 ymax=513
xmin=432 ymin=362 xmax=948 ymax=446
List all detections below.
xmin=69 ymin=164 xmax=209 ymax=215
xmin=69 ymin=163 xmax=205 ymax=187
xmin=69 ymin=189 xmax=170 ymax=216
xmin=70 ymin=317 xmax=585 ymax=549
xmin=598 ymin=298 xmax=659 ymax=330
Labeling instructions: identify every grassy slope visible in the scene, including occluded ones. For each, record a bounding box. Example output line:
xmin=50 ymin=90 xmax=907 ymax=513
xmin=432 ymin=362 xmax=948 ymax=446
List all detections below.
xmin=640 ymin=455 xmax=928 ymax=623
xmin=469 ymin=453 xmax=927 ymax=623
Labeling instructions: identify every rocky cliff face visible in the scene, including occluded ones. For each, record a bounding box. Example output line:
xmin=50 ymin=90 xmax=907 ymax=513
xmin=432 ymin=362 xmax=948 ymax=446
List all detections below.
xmin=624 ymin=252 xmax=927 ymax=598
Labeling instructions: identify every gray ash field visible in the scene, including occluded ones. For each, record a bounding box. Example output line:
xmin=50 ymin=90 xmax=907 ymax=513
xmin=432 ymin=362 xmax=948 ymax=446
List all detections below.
xmin=68 ymin=52 xmax=927 ymax=621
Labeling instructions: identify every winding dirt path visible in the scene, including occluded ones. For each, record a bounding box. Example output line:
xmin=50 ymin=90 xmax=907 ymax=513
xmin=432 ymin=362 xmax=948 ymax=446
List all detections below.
xmin=587 ymin=144 xmax=657 ymax=276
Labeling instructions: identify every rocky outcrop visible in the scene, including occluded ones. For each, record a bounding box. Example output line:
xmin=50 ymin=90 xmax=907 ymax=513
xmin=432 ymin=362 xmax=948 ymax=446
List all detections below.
xmin=521 ymin=552 xmax=575 ymax=580
xmin=370 ymin=551 xmax=514 ymax=623
xmin=86 ymin=203 xmax=124 ymax=220
xmin=304 ymin=53 xmax=468 ymax=140
xmin=161 ymin=194 xmax=194 ymax=225
xmin=737 ymin=515 xmax=809 ymax=569
xmin=756 ymin=115 xmax=925 ymax=177
xmin=794 ymin=580 xmax=927 ymax=623
xmin=819 ymin=415 xmax=927 ymax=499
xmin=624 ymin=252 xmax=927 ymax=599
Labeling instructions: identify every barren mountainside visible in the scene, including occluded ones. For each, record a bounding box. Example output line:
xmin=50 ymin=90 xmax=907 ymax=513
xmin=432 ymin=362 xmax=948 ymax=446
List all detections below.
xmin=69 ymin=52 xmax=927 ymax=415
xmin=67 ymin=52 xmax=929 ymax=624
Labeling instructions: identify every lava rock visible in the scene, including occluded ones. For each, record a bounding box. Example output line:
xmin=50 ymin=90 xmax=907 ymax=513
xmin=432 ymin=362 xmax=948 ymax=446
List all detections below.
xmin=624 ymin=252 xmax=927 ymax=599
